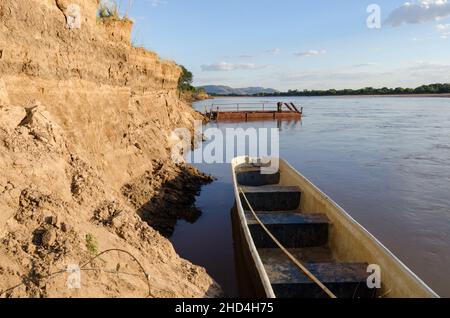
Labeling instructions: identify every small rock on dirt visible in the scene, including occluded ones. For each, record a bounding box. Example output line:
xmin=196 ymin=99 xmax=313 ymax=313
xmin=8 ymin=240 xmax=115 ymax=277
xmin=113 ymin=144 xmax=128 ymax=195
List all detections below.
xmin=41 ymin=228 xmax=57 ymax=247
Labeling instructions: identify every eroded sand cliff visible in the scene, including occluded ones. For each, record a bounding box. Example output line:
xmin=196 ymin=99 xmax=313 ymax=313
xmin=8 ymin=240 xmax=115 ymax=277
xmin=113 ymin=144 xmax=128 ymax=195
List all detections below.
xmin=0 ymin=0 xmax=220 ymax=297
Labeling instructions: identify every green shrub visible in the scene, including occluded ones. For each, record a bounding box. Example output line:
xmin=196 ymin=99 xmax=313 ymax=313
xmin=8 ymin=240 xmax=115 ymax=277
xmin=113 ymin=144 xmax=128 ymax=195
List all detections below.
xmin=85 ymin=233 xmax=98 ymax=255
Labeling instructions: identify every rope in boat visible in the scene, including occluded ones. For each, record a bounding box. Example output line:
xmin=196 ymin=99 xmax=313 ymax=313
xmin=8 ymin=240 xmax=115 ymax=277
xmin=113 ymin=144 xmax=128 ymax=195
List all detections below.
xmin=239 ymin=188 xmax=337 ymax=299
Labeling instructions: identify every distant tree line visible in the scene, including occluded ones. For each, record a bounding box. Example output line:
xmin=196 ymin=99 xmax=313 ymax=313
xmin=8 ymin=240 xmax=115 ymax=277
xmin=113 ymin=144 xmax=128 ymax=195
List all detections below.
xmin=213 ymin=83 xmax=450 ymax=97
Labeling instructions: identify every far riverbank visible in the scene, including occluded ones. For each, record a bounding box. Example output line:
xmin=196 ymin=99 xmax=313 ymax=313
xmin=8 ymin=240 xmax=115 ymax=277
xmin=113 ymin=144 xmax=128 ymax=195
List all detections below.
xmin=207 ymin=93 xmax=450 ymax=99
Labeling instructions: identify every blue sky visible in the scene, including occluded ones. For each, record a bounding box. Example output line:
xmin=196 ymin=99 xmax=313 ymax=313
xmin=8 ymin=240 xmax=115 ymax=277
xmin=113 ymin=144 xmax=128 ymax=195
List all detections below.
xmin=120 ymin=0 xmax=450 ymax=90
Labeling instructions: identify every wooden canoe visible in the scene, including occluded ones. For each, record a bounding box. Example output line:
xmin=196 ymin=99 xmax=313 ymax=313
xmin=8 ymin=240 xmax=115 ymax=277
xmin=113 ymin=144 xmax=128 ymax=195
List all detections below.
xmin=231 ymin=156 xmax=439 ymax=298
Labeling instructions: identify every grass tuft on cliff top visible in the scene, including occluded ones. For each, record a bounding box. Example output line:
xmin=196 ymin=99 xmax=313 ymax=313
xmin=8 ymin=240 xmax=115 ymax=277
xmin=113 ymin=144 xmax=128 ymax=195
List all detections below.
xmin=97 ymin=0 xmax=132 ymax=23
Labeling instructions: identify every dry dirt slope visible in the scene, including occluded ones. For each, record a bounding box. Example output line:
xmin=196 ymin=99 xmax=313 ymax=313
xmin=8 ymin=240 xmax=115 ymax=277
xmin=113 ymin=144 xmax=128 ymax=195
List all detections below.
xmin=0 ymin=0 xmax=221 ymax=297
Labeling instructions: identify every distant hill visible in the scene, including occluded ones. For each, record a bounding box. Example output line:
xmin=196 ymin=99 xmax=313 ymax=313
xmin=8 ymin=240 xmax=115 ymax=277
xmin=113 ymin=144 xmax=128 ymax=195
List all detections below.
xmin=199 ymin=85 xmax=279 ymax=96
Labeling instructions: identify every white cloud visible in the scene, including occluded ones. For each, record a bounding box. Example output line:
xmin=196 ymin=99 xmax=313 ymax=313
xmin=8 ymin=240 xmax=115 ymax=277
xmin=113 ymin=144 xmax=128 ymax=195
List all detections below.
xmin=201 ymin=62 xmax=266 ymax=72
xmin=150 ymin=0 xmax=168 ymax=7
xmin=436 ymin=23 xmax=450 ymax=38
xmin=266 ymin=48 xmax=281 ymax=55
xmin=294 ymin=49 xmax=327 ymax=57
xmin=236 ymin=48 xmax=280 ymax=59
xmin=386 ymin=0 xmax=450 ymax=26
xmin=279 ymin=71 xmax=381 ymax=83
xmin=408 ymin=61 xmax=450 ymax=72
xmin=353 ymin=62 xmax=379 ymax=68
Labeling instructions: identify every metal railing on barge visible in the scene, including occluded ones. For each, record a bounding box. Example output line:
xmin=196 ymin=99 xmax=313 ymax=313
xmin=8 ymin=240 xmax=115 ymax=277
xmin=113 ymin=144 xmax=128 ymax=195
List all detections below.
xmin=203 ymin=102 xmax=303 ymax=121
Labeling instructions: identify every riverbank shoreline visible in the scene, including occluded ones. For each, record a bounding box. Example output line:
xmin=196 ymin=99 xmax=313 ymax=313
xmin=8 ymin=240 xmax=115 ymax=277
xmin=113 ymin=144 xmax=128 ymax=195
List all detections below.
xmin=207 ymin=93 xmax=450 ymax=99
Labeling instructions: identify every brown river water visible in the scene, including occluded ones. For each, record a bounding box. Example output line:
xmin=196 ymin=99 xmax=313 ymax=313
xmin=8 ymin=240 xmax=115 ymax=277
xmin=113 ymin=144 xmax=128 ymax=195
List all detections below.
xmin=171 ymin=96 xmax=450 ymax=297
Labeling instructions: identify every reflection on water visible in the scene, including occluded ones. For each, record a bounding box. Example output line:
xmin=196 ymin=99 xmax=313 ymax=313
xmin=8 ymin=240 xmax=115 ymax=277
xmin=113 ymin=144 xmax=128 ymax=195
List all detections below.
xmin=171 ymin=96 xmax=450 ymax=297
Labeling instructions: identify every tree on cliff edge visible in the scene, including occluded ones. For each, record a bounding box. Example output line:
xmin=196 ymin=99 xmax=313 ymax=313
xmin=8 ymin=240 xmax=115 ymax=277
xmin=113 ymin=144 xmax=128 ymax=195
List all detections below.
xmin=178 ymin=65 xmax=194 ymax=91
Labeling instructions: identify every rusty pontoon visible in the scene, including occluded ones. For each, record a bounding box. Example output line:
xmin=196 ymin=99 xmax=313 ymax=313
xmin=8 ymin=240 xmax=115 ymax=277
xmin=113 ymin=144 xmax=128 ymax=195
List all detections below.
xmin=204 ymin=102 xmax=302 ymax=121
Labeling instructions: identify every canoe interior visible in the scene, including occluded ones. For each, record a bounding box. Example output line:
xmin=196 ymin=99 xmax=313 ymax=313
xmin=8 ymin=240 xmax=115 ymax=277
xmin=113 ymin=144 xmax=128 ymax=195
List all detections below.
xmin=231 ymin=157 xmax=438 ymax=298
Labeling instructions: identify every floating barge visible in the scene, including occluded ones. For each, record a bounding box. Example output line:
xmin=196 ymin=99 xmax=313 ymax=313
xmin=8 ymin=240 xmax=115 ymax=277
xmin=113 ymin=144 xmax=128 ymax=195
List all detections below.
xmin=231 ymin=156 xmax=438 ymax=298
xmin=204 ymin=102 xmax=302 ymax=121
